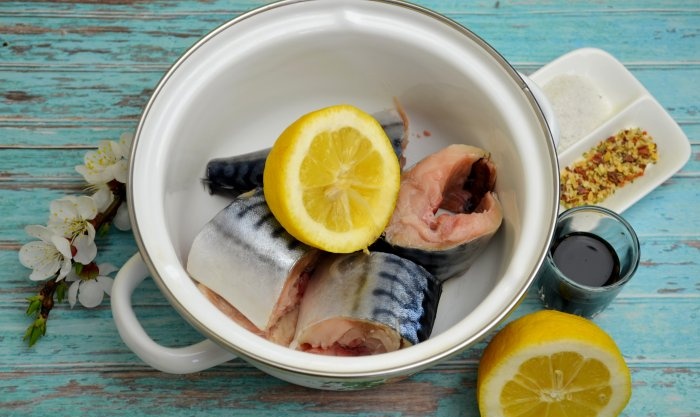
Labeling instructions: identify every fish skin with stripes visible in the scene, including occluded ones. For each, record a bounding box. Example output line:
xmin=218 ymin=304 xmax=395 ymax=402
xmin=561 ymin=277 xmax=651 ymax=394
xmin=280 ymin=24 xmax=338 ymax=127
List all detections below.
xmin=186 ymin=188 xmax=321 ymax=346
xmin=188 ymin=183 xmax=442 ymax=355
xmin=291 ymin=251 xmax=442 ymax=355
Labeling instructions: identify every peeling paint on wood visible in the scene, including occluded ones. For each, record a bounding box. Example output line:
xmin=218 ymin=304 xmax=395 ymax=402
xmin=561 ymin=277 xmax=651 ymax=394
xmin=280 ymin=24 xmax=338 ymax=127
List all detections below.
xmin=2 ymin=91 xmax=45 ymax=103
xmin=683 ymin=240 xmax=700 ymax=250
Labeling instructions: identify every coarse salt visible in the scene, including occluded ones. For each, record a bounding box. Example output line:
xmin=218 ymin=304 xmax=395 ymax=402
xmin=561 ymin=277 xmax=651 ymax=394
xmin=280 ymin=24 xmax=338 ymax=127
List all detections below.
xmin=543 ymin=74 xmax=612 ymax=150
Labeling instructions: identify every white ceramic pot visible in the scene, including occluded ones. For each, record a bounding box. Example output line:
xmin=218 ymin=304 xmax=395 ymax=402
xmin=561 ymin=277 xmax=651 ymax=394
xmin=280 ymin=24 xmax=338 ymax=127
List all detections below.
xmin=112 ymin=0 xmax=560 ymax=390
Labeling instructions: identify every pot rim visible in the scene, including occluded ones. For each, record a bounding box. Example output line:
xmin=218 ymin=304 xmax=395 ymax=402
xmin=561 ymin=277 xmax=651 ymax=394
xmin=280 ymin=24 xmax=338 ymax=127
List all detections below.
xmin=127 ymin=0 xmax=559 ymax=380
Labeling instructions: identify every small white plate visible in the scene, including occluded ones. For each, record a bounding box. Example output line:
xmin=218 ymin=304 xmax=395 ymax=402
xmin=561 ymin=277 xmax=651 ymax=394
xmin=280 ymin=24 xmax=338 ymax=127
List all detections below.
xmin=557 ymin=96 xmax=691 ymax=213
xmin=532 ymin=48 xmax=691 ymax=213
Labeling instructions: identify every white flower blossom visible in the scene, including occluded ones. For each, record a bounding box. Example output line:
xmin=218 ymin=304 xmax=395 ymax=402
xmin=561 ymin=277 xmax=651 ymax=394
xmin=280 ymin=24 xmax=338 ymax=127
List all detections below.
xmin=47 ymin=196 xmax=98 ymax=264
xmin=19 ymin=225 xmax=73 ymax=281
xmin=75 ymin=132 xmax=132 ymax=185
xmin=20 ymin=131 xmax=135 ymax=346
xmin=113 ymin=203 xmax=131 ymax=231
xmin=77 ymin=133 xmax=132 ymax=231
xmin=118 ymin=131 xmax=133 ymax=155
xmin=66 ymin=263 xmax=116 ymax=308
xmin=91 ymin=184 xmax=114 ymax=212
xmin=88 ymin=184 xmax=131 ymax=231
xmin=48 ymin=196 xmax=97 ymax=238
xmin=72 ymin=233 xmax=97 ymax=265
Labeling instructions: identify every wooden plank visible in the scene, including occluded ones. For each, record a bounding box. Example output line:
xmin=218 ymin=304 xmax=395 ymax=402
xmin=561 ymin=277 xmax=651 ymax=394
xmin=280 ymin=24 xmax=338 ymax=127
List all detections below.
xmin=3 ymin=1 xmax=699 ymax=20
xmin=462 ymin=13 xmax=700 ymax=64
xmin=0 ymin=344 xmax=698 ymax=416
xmin=0 ymin=0 xmax=270 ymax=15
xmin=0 ymin=126 xmax=132 ymax=147
xmin=0 ymin=188 xmax=85 ymax=240
xmin=0 ymin=67 xmax=698 ymax=144
xmin=3 ymin=0 xmax=700 ymax=14
xmin=0 ymin=148 xmax=87 ymax=178
xmin=0 ymin=70 xmax=160 ymax=122
xmin=1 ymin=6 xmax=698 ymax=66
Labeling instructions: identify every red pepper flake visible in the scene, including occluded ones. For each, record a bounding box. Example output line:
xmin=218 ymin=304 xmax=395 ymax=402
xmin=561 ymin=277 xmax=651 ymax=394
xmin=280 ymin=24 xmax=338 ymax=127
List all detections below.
xmin=560 ymin=127 xmax=658 ymax=208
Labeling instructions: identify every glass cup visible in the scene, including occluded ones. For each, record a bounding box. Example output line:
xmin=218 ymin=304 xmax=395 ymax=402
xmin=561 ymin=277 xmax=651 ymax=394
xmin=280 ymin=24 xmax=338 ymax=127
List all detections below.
xmin=535 ymin=205 xmax=640 ymax=318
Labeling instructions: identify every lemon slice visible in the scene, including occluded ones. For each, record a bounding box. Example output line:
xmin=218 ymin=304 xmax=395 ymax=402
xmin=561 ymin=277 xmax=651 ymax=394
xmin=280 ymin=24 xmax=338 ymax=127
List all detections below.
xmin=263 ymin=104 xmax=401 ymax=253
xmin=477 ymin=310 xmax=631 ymax=417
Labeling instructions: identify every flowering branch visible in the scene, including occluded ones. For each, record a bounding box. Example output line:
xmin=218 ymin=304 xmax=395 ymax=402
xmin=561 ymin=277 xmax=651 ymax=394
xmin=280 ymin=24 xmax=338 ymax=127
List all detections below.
xmin=24 ymin=278 xmax=69 ymax=346
xmin=93 ymin=180 xmax=127 ymax=236
xmin=20 ymin=133 xmax=132 ymax=346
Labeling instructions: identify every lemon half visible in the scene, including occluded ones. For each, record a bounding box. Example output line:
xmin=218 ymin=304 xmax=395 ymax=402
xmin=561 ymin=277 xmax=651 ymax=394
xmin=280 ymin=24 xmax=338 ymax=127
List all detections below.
xmin=263 ymin=105 xmax=401 ymax=253
xmin=477 ymin=310 xmax=632 ymax=417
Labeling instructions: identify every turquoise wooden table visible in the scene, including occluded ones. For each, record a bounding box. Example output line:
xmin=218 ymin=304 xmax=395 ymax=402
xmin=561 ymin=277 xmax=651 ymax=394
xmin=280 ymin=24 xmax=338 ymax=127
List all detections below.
xmin=1 ymin=1 xmax=698 ymax=415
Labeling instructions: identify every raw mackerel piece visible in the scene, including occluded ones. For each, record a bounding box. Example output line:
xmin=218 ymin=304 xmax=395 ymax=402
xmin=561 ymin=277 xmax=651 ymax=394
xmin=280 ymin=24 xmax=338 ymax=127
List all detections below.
xmin=291 ymin=251 xmax=441 ymax=356
xmin=187 ymin=189 xmax=320 ymax=345
xmin=373 ymin=144 xmax=503 ymax=282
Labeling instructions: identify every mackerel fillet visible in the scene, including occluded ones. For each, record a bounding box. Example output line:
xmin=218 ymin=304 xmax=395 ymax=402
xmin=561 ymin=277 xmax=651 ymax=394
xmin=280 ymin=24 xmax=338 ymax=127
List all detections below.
xmin=291 ymin=252 xmax=441 ymax=355
xmin=187 ymin=189 xmax=320 ymax=345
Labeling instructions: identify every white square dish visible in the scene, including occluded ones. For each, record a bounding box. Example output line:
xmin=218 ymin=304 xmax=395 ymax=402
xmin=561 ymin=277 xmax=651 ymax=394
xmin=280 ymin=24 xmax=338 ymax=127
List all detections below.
xmin=532 ymin=48 xmax=691 ymax=213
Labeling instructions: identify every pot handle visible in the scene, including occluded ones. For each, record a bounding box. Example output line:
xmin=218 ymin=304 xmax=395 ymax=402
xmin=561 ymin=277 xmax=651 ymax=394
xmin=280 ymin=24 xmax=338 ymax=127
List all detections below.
xmin=111 ymin=253 xmax=236 ymax=374
xmin=519 ymin=72 xmax=560 ymax=149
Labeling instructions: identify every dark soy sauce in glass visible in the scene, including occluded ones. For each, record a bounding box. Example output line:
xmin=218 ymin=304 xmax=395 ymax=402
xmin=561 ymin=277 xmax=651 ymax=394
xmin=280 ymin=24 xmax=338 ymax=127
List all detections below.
xmin=551 ymin=232 xmax=621 ymax=287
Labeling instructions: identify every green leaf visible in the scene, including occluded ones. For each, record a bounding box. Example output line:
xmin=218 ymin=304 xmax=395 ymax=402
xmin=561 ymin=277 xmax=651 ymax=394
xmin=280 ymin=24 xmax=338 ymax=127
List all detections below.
xmin=25 ymin=295 xmax=42 ymax=316
xmin=56 ymin=282 xmax=68 ymax=303
xmin=98 ymin=223 xmax=111 ymax=237
xmin=23 ymin=322 xmax=33 ymax=341
xmin=26 ymin=300 xmax=40 ymax=316
xmin=24 ymin=317 xmax=47 ymax=347
xmin=74 ymin=262 xmax=84 ymax=275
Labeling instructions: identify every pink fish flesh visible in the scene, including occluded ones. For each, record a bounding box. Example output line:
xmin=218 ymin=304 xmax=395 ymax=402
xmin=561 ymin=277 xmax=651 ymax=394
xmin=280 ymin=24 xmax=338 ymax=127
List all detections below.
xmin=373 ymin=144 xmax=503 ymax=282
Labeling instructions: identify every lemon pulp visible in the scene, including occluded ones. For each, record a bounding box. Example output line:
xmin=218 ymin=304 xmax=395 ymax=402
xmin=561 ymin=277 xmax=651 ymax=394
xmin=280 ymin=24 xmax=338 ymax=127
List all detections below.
xmin=264 ymin=105 xmax=400 ymax=253
xmin=477 ymin=310 xmax=631 ymax=417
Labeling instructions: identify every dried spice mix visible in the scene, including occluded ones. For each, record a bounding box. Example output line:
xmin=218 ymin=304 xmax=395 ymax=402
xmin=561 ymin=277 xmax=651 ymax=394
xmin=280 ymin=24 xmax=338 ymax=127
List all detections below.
xmin=560 ymin=127 xmax=658 ymax=208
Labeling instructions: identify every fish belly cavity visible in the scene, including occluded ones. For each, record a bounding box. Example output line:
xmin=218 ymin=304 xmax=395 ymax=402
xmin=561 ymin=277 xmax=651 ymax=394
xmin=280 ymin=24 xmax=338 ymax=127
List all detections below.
xmin=375 ymin=144 xmax=503 ymax=282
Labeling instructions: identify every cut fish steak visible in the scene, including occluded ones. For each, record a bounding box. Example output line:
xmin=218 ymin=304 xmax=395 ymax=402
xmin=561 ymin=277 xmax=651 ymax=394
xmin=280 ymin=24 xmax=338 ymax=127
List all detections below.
xmin=291 ymin=251 xmax=442 ymax=356
xmin=373 ymin=144 xmax=503 ymax=282
xmin=186 ymin=188 xmax=321 ymax=345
